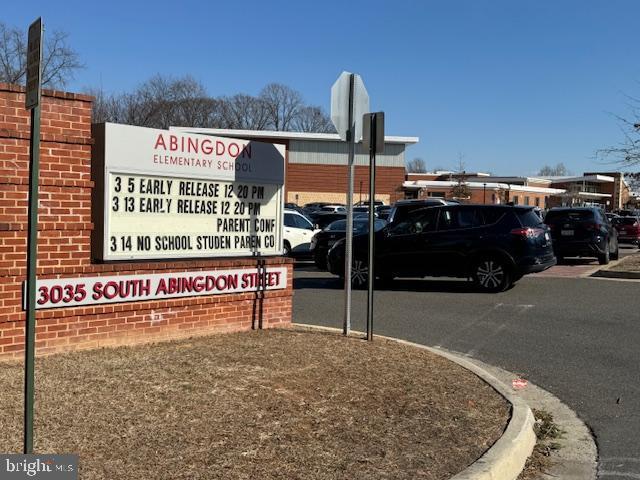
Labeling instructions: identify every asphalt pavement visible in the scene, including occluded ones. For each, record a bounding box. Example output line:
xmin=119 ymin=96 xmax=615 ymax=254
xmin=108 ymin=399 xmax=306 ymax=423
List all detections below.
xmin=292 ymin=246 xmax=640 ymax=480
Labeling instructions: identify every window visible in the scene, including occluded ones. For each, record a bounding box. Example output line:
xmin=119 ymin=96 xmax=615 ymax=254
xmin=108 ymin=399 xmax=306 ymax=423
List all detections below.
xmin=438 ymin=207 xmax=481 ymax=230
xmin=479 ymin=208 xmax=505 ymax=225
xmin=428 ymin=192 xmax=446 ymax=198
xmin=535 ymin=197 xmax=540 ymax=207
xmin=293 ymin=214 xmax=313 ymax=229
xmin=284 ymin=213 xmax=297 ymax=228
xmin=512 ymin=195 xmax=519 ymax=205
xmin=390 ymin=208 xmax=438 ymax=235
xmin=524 ymin=196 xmax=530 ymax=206
xmin=286 ymin=213 xmax=312 ymax=229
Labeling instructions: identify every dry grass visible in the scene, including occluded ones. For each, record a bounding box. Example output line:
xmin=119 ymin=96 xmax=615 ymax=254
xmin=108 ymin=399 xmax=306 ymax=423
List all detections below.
xmin=607 ymin=252 xmax=640 ymax=272
xmin=517 ymin=409 xmax=563 ymax=480
xmin=0 ymin=328 xmax=509 ymax=479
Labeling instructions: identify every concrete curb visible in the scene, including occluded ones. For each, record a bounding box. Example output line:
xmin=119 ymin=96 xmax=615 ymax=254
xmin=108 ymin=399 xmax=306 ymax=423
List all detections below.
xmin=292 ymin=324 xmax=536 ymax=480
xmin=591 ymin=269 xmax=640 ymax=279
xmin=457 ymin=354 xmax=598 ymax=480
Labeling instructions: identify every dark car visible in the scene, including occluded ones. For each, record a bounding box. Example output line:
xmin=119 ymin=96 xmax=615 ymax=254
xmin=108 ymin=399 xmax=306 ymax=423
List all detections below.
xmin=310 ymin=218 xmax=387 ymax=269
xmin=302 ymin=202 xmax=333 ymax=216
xmin=327 ymin=205 xmax=556 ymax=292
xmin=308 ymin=211 xmax=347 ymax=230
xmin=543 ymin=207 xmax=619 ymax=264
xmin=612 ymin=216 xmax=640 ymax=246
xmin=376 ymin=205 xmax=392 ymax=220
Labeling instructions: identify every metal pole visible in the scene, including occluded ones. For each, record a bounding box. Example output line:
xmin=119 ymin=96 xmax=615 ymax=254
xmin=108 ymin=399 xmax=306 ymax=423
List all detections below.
xmin=343 ymin=74 xmax=355 ymax=336
xmin=366 ymin=114 xmax=376 ymax=342
xmin=24 ymin=103 xmax=41 ymax=454
xmin=483 ymin=183 xmax=486 ymax=204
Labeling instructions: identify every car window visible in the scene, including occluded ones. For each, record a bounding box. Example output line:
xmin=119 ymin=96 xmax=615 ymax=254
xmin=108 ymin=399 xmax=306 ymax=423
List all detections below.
xmin=284 ymin=213 xmax=297 ymax=228
xmin=294 ymin=214 xmax=313 ymax=229
xmin=390 ymin=208 xmax=438 ymax=235
xmin=326 ymin=220 xmax=347 ymax=231
xmin=438 ymin=208 xmax=480 ymax=230
xmin=515 ymin=209 xmax=544 ymax=227
xmin=479 ymin=208 xmax=505 ymax=225
xmin=544 ymin=210 xmax=594 ymax=223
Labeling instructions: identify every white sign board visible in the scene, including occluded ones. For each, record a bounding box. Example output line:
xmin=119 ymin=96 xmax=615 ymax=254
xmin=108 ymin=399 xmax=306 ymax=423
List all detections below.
xmin=25 ymin=18 xmax=43 ymax=110
xmin=94 ymin=123 xmax=286 ymax=261
xmin=330 ymin=71 xmax=370 ymax=142
xmin=25 ymin=267 xmax=287 ymax=309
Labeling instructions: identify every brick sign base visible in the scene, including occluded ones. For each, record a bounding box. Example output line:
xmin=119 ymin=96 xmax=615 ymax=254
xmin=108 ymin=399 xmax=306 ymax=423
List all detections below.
xmin=0 ymin=83 xmax=293 ymax=360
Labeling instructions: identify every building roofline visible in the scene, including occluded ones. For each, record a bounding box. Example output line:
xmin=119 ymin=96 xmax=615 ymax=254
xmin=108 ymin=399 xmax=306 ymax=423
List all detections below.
xmin=170 ymin=127 xmax=419 ymax=145
xmin=402 ymin=180 xmax=565 ymax=195
xmin=539 ymin=174 xmax=615 ymax=183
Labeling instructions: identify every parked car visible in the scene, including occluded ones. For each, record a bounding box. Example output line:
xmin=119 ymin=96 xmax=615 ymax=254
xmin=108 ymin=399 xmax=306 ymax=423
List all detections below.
xmin=612 ymin=216 xmax=640 ymax=246
xmin=311 ymin=217 xmax=387 ymax=269
xmin=355 ymin=200 xmax=384 ymax=207
xmin=308 ymin=211 xmax=347 ymax=230
xmin=319 ymin=204 xmax=346 ymax=213
xmin=302 ymin=202 xmax=333 ymax=216
xmin=543 ymin=207 xmax=619 ymax=264
xmin=284 ymin=203 xmax=308 ymax=217
xmin=605 ymin=212 xmax=620 ymax=223
xmin=376 ymin=205 xmax=392 ymax=220
xmin=283 ymin=209 xmax=321 ymax=257
xmin=327 ymin=205 xmax=556 ymax=292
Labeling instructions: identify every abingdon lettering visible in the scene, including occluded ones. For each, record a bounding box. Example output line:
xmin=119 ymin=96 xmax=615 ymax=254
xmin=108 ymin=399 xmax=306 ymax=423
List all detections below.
xmin=153 ymin=134 xmax=252 ymax=158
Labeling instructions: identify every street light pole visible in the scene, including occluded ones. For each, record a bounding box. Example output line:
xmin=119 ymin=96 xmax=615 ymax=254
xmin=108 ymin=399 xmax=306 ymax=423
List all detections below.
xmin=483 ymin=183 xmax=486 ymax=204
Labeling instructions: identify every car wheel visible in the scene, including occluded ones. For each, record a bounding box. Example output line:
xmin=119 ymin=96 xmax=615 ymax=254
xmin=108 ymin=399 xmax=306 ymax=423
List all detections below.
xmin=611 ymin=243 xmax=619 ymax=261
xmin=472 ymin=256 xmax=512 ymax=293
xmin=555 ymin=255 xmax=564 ymax=265
xmin=283 ymin=241 xmax=292 ymax=257
xmin=351 ymin=259 xmax=368 ymax=289
xmin=598 ymin=242 xmax=610 ymax=265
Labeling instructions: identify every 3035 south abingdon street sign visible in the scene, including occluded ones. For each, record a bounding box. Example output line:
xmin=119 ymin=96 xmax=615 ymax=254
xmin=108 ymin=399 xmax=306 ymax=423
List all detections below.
xmin=92 ymin=123 xmax=286 ymax=261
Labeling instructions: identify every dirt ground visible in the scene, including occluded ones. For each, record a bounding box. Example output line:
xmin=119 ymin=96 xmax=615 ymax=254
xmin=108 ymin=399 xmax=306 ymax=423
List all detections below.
xmin=608 ymin=251 xmax=640 ymax=272
xmin=0 ymin=328 xmax=509 ymax=480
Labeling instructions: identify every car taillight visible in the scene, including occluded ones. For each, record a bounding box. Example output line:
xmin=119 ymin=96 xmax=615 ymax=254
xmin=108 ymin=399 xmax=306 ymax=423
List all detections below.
xmin=585 ymin=223 xmax=602 ymax=231
xmin=510 ymin=227 xmax=545 ymax=238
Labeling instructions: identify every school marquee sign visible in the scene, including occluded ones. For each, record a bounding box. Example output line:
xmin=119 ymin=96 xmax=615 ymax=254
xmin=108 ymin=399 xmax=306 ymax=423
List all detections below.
xmin=92 ymin=123 xmax=286 ymax=261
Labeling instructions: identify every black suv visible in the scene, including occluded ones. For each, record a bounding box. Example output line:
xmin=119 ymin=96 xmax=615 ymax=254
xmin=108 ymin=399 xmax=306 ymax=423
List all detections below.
xmin=326 ymin=204 xmax=556 ymax=292
xmin=543 ymin=207 xmax=619 ymax=264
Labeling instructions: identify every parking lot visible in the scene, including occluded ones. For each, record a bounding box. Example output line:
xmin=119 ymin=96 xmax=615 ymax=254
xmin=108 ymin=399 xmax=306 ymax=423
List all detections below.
xmin=292 ymin=244 xmax=640 ymax=479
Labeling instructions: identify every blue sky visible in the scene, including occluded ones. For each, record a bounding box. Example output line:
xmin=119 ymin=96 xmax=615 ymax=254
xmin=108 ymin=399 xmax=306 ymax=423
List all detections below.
xmin=7 ymin=0 xmax=640 ymax=175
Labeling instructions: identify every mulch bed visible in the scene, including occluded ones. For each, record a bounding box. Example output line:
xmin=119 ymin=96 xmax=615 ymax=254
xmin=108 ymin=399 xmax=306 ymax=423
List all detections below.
xmin=0 ymin=328 xmax=509 ymax=479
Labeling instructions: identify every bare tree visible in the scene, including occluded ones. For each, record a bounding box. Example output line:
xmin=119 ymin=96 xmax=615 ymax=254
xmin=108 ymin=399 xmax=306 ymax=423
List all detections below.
xmin=91 ymin=75 xmax=221 ymax=129
xmin=450 ymin=154 xmax=471 ymax=201
xmin=538 ymin=162 xmax=570 ymax=176
xmin=259 ymin=83 xmax=303 ymax=131
xmin=406 ymin=157 xmax=427 ymax=173
xmin=91 ymin=75 xmax=337 ymax=134
xmin=597 ymin=94 xmax=640 ymax=167
xmin=219 ymin=94 xmax=270 ymax=130
xmin=0 ymin=21 xmax=82 ymax=87
xmin=292 ymin=106 xmax=335 ymax=133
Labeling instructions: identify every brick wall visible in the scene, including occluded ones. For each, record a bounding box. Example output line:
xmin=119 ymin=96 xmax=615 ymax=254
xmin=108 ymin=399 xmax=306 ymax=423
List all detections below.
xmin=286 ymin=163 xmax=405 ymax=205
xmin=0 ymin=83 xmax=293 ymax=360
